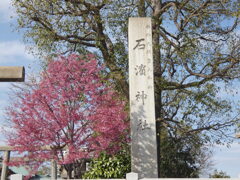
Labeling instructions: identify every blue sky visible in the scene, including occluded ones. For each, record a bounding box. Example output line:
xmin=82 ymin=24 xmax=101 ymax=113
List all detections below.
xmin=0 ymin=0 xmax=240 ymax=178
xmin=0 ymin=0 xmax=40 ymax=142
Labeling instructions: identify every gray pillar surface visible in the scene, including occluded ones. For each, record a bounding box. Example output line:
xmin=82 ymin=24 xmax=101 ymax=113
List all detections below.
xmin=0 ymin=66 xmax=25 ymax=82
xmin=128 ymin=17 xmax=158 ymax=178
xmin=51 ymin=159 xmax=57 ymax=180
xmin=10 ymin=174 xmax=23 ymax=180
xmin=1 ymin=151 xmax=10 ymax=180
xmin=126 ymin=172 xmax=138 ymax=180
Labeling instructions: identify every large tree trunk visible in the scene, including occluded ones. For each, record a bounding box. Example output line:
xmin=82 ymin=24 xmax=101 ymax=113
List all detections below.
xmin=137 ymin=0 xmax=163 ymax=177
xmin=67 ymin=169 xmax=72 ymax=179
xmin=64 ymin=164 xmax=73 ymax=179
xmin=151 ymin=0 xmax=163 ymax=177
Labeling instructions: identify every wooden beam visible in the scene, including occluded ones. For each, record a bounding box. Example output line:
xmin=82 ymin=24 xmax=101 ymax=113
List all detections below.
xmin=236 ymin=133 xmax=240 ymax=138
xmin=0 ymin=146 xmax=52 ymax=151
xmin=0 ymin=145 xmax=68 ymax=151
xmin=0 ymin=146 xmax=13 ymax=151
xmin=0 ymin=66 xmax=25 ymax=82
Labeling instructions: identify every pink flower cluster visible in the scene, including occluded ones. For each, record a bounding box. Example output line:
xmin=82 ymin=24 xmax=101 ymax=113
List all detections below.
xmin=6 ymin=54 xmax=129 ymax=169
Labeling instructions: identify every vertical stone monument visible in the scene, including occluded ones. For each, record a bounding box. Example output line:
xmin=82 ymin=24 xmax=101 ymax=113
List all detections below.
xmin=128 ymin=17 xmax=158 ymax=178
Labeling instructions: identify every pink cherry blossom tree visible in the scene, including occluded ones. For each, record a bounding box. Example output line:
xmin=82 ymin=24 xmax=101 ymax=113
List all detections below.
xmin=6 ymin=54 xmax=129 ymax=178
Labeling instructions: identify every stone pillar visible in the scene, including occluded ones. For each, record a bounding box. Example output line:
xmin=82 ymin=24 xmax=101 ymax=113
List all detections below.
xmin=126 ymin=172 xmax=138 ymax=180
xmin=51 ymin=159 xmax=57 ymax=180
xmin=10 ymin=174 xmax=23 ymax=180
xmin=1 ymin=151 xmax=10 ymax=180
xmin=128 ymin=17 xmax=158 ymax=178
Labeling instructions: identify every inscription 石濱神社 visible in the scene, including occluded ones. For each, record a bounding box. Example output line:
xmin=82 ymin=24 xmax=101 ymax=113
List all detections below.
xmin=128 ymin=17 xmax=158 ymax=178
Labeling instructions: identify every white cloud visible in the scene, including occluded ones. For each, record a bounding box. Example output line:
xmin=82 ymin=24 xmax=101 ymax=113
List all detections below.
xmin=0 ymin=41 xmax=34 ymax=63
xmin=0 ymin=0 xmax=16 ymax=22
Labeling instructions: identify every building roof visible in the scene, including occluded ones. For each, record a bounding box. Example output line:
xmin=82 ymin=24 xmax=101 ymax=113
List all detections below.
xmin=9 ymin=166 xmax=29 ymax=176
xmin=0 ymin=162 xmax=30 ymax=176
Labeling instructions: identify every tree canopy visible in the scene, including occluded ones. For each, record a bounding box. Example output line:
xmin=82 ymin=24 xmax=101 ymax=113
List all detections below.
xmin=13 ymin=0 xmax=240 ymax=138
xmin=6 ymin=54 xmax=129 ymax=178
xmin=209 ymin=169 xmax=230 ymax=178
xmin=11 ymin=0 xmax=240 ymax=177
